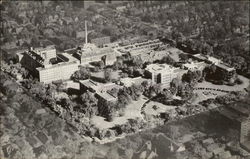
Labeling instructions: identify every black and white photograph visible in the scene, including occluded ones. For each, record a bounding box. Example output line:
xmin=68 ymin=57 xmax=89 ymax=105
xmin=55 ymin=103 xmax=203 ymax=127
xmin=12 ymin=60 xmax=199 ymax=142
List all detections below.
xmin=0 ymin=0 xmax=250 ymax=159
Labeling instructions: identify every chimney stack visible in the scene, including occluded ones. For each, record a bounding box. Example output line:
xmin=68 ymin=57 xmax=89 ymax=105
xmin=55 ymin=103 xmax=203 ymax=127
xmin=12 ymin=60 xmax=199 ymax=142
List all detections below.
xmin=85 ymin=20 xmax=88 ymax=44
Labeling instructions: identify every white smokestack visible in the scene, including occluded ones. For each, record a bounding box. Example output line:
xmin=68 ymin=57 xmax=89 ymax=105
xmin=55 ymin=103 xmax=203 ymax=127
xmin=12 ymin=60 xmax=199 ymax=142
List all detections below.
xmin=85 ymin=20 xmax=88 ymax=44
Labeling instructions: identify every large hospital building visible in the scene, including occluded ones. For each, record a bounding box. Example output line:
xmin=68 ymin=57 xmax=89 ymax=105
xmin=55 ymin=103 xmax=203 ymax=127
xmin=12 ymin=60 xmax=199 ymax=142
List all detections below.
xmin=20 ymin=45 xmax=79 ymax=83
xmin=145 ymin=63 xmax=185 ymax=87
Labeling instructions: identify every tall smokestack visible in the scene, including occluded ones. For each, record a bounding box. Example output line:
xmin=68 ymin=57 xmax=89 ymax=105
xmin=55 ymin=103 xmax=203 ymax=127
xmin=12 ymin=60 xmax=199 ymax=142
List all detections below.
xmin=85 ymin=20 xmax=88 ymax=44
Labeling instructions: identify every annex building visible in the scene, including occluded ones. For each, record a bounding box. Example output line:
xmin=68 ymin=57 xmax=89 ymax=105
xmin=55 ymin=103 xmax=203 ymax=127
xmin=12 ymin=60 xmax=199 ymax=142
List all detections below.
xmin=74 ymin=43 xmax=118 ymax=66
xmin=79 ymin=79 xmax=122 ymax=103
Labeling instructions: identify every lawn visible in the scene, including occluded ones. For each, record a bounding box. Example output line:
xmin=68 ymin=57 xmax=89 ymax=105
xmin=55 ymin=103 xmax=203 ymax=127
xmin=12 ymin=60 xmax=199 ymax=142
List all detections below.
xmin=144 ymin=101 xmax=176 ymax=116
xmin=91 ymin=96 xmax=148 ymax=130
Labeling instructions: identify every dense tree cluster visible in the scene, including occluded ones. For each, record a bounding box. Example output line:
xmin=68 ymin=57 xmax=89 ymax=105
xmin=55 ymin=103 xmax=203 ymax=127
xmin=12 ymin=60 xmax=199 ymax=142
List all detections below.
xmin=71 ymin=66 xmax=90 ymax=81
xmin=78 ymin=91 xmax=98 ymax=117
xmin=182 ymin=70 xmax=203 ymax=84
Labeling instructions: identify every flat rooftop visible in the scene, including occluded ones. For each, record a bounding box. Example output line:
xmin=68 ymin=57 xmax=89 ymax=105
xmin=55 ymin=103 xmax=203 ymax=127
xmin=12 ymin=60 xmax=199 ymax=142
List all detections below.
xmin=80 ymin=79 xmax=121 ymax=101
xmin=146 ymin=63 xmax=178 ymax=74
xmin=36 ymin=53 xmax=79 ymax=71
xmin=26 ymin=50 xmax=44 ymax=65
xmin=193 ymin=54 xmax=208 ymax=61
xmin=33 ymin=45 xmax=55 ymax=52
xmin=216 ymin=63 xmax=235 ymax=72
xmin=241 ymin=141 xmax=250 ymax=152
xmin=80 ymin=79 xmax=121 ymax=92
xmin=228 ymin=103 xmax=250 ymax=117
xmin=183 ymin=61 xmax=207 ymax=69
xmin=80 ymin=47 xmax=115 ymax=58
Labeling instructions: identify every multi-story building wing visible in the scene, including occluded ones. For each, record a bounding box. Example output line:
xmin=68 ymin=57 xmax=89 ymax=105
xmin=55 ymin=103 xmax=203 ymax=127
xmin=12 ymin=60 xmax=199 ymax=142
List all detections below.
xmin=145 ymin=64 xmax=184 ymax=87
xmin=20 ymin=46 xmax=80 ymax=83
xmin=37 ymin=53 xmax=79 ymax=83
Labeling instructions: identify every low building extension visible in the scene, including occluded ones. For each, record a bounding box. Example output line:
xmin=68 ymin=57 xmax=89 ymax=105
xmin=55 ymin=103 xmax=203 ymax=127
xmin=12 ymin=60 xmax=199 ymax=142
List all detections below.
xmin=74 ymin=43 xmax=118 ymax=66
xmin=192 ymin=54 xmax=236 ymax=81
xmin=79 ymin=79 xmax=122 ymax=103
xmin=183 ymin=61 xmax=206 ymax=71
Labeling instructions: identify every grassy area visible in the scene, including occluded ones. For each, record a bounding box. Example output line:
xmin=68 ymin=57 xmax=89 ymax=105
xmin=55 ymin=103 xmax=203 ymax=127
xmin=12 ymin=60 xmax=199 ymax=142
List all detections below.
xmin=91 ymin=96 xmax=148 ymax=130
xmin=144 ymin=101 xmax=176 ymax=116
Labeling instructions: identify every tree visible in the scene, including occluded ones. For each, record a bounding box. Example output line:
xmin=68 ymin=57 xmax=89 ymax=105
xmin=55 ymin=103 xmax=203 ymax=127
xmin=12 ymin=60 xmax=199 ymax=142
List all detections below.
xmin=117 ymin=88 xmax=131 ymax=109
xmin=113 ymin=56 xmax=124 ymax=71
xmin=98 ymin=60 xmax=105 ymax=69
xmin=182 ymin=70 xmax=202 ymax=85
xmin=30 ymin=82 xmax=47 ymax=99
xmin=203 ymin=64 xmax=219 ymax=81
xmin=127 ymin=66 xmax=134 ymax=77
xmin=129 ymin=84 xmax=143 ymax=100
xmin=141 ymin=80 xmax=149 ymax=91
xmin=71 ymin=66 xmax=90 ymax=81
xmin=177 ymin=83 xmax=194 ymax=100
xmin=59 ymin=98 xmax=73 ymax=111
xmin=161 ymin=89 xmax=173 ymax=102
xmin=146 ymin=84 xmax=161 ymax=98
xmin=179 ymin=53 xmax=189 ymax=62
xmin=161 ymin=55 xmax=175 ymax=65
xmin=20 ymin=67 xmax=29 ymax=79
xmin=170 ymin=78 xmax=180 ymax=94
xmin=131 ymin=56 xmax=143 ymax=68
xmin=30 ymin=35 xmax=40 ymax=47
xmin=47 ymin=83 xmax=57 ymax=98
xmin=81 ymin=91 xmax=98 ymax=107
xmin=202 ymin=43 xmax=213 ymax=55
xmin=80 ymin=91 xmax=98 ymax=117
xmin=104 ymin=68 xmax=112 ymax=82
